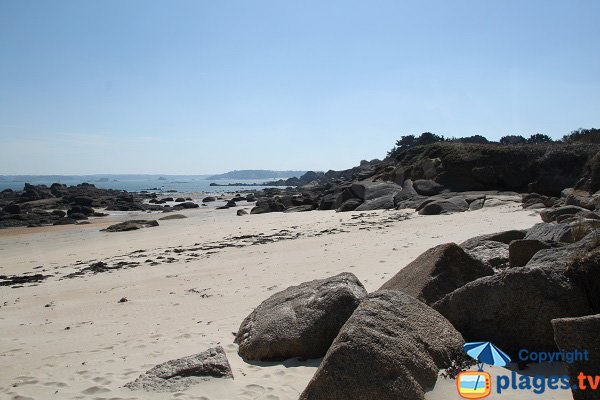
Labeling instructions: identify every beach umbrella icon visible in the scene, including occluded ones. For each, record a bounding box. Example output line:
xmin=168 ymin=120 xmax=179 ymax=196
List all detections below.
xmin=464 ymin=341 xmax=511 ymax=369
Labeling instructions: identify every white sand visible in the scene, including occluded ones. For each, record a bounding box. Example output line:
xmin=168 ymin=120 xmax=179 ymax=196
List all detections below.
xmin=0 ymin=201 xmax=573 ymax=399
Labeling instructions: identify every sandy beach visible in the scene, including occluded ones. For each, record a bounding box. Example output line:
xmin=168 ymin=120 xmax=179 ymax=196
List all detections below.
xmin=1 ymin=199 xmax=574 ymax=400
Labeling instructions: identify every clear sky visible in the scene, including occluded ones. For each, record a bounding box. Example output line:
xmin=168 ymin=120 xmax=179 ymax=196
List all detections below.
xmin=1 ymin=0 xmax=599 ymax=174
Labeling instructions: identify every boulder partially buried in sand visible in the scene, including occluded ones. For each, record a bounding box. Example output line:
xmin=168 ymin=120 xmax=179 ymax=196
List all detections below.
xmin=299 ymin=290 xmax=464 ymax=400
xmin=124 ymin=346 xmax=233 ymax=392
xmin=101 ymin=220 xmax=159 ymax=232
xmin=380 ymin=243 xmax=493 ymax=305
xmin=235 ymin=272 xmax=367 ymax=361
xmin=552 ymin=314 xmax=600 ymax=400
xmin=433 ymin=266 xmax=593 ymax=357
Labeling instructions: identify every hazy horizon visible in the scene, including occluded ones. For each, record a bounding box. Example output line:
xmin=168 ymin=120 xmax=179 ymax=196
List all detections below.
xmin=2 ymin=0 xmax=599 ymax=175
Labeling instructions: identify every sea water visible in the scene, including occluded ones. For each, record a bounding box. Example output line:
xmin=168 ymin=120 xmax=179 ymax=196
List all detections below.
xmin=0 ymin=175 xmax=285 ymax=194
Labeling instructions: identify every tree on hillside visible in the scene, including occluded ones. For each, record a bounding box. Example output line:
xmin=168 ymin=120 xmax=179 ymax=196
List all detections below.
xmin=387 ymin=132 xmax=446 ymax=157
xmin=563 ymin=128 xmax=600 ymax=144
xmin=452 ymin=135 xmax=489 ymax=144
xmin=499 ymin=135 xmax=527 ymax=145
xmin=527 ymin=133 xmax=553 ymax=143
xmin=417 ymin=132 xmax=445 ymax=146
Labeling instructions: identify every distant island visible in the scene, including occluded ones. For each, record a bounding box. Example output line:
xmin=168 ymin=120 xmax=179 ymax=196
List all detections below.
xmin=206 ymin=170 xmax=307 ymax=180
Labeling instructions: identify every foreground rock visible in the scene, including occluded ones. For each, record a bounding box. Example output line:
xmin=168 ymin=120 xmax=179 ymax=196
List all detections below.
xmin=380 ymin=243 xmax=493 ymax=304
xmin=460 ymin=238 xmax=510 ymax=268
xmin=552 ymin=314 xmax=600 ymax=400
xmin=433 ymin=267 xmax=593 ymax=356
xmin=299 ymin=290 xmax=464 ymax=400
xmin=235 ymin=273 xmax=367 ymax=361
xmin=524 ymin=222 xmax=574 ymax=243
xmin=540 ymin=205 xmax=596 ymax=223
xmin=460 ymin=230 xmax=526 ymax=247
xmin=101 ymin=220 xmax=159 ymax=232
xmin=525 ymin=232 xmax=595 ymax=270
xmin=352 ymin=181 xmax=402 ymax=211
xmin=508 ymin=239 xmax=553 ymax=268
xmin=418 ymin=197 xmax=469 ymax=215
xmin=124 ymin=346 xmax=233 ymax=392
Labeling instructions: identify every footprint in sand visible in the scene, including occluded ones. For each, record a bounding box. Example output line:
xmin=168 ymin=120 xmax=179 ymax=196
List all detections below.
xmin=243 ymin=384 xmax=266 ymax=395
xmin=92 ymin=376 xmax=112 ymax=385
xmin=43 ymin=381 xmax=68 ymax=388
xmin=81 ymin=385 xmax=110 ymax=395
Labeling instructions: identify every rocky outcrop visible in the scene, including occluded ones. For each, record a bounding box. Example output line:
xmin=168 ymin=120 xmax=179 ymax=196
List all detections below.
xmin=380 ymin=243 xmax=493 ymax=304
xmin=299 ymin=290 xmax=464 ymax=400
xmin=235 ymin=273 xmax=367 ymax=361
xmin=124 ymin=346 xmax=233 ymax=392
xmin=0 ymin=183 xmax=180 ymax=229
xmin=552 ymin=315 xmax=600 ymax=400
xmin=433 ymin=267 xmax=593 ymax=357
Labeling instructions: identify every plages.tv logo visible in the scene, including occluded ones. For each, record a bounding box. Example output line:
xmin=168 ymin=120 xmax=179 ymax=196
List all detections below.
xmin=457 ymin=342 xmax=511 ymax=399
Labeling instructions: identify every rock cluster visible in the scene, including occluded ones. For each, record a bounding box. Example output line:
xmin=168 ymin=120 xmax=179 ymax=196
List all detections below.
xmin=0 ymin=183 xmax=171 ymax=229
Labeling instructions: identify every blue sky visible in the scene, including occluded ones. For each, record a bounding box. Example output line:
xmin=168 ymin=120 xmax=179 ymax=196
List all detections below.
xmin=1 ymin=0 xmax=599 ymax=174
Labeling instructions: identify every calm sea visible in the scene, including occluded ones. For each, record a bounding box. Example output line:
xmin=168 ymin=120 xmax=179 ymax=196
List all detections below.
xmin=0 ymin=176 xmax=285 ymax=194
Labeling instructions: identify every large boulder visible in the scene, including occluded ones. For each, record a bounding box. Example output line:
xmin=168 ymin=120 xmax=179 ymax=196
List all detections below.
xmin=101 ymin=220 xmax=159 ymax=232
xmin=175 ymin=201 xmax=199 ymax=209
xmin=413 ymin=179 xmax=447 ymax=196
xmin=552 ymin=315 xmax=600 ymax=400
xmin=459 ymin=229 xmax=526 ymax=248
xmin=70 ymin=196 xmax=94 ymax=207
xmin=2 ymin=204 xmax=21 ymax=214
xmin=350 ymin=181 xmax=402 ymax=201
xmin=463 ymin=240 xmax=509 ymax=268
xmin=124 ymin=346 xmax=233 ymax=392
xmin=433 ymin=267 xmax=593 ymax=357
xmin=565 ymin=248 xmax=600 ymax=313
xmin=250 ymin=198 xmax=286 ymax=214
xmin=299 ymin=290 xmax=464 ymax=400
xmin=336 ymin=198 xmax=362 ymax=212
xmin=565 ymin=190 xmax=596 ymax=210
xmin=526 ymin=232 xmax=594 ymax=270
xmin=393 ymin=179 xmax=424 ymax=209
xmin=540 ymin=205 xmax=594 ymax=223
xmin=318 ymin=193 xmax=336 ymax=210
xmin=417 ymin=196 xmax=469 ymax=215
xmin=234 ymin=273 xmax=367 ymax=361
xmin=333 ymin=187 xmax=354 ymax=209
xmin=380 ymin=243 xmax=493 ymax=305
xmin=355 ymin=195 xmax=395 ymax=211
xmin=524 ymin=222 xmax=574 ymax=243
xmin=508 ymin=239 xmax=553 ymax=268
xmin=347 ymin=181 xmax=402 ymax=211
